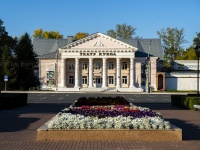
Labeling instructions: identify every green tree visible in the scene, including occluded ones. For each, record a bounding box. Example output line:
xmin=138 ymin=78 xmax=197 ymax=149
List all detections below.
xmin=176 ymin=46 xmax=197 ymax=60
xmin=33 ymin=28 xmax=63 ymax=39
xmin=74 ymin=32 xmax=88 ymax=40
xmin=157 ymin=27 xmax=186 ymax=71
xmin=1 ymin=45 xmax=17 ymax=90
xmin=107 ymin=23 xmax=136 ymax=39
xmin=0 ymin=19 xmax=17 ymax=90
xmin=15 ymin=33 xmax=39 ymax=90
xmin=193 ymin=32 xmax=200 ymax=46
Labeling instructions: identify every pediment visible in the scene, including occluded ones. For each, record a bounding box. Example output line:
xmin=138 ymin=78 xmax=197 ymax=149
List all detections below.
xmin=59 ymin=32 xmax=137 ymax=51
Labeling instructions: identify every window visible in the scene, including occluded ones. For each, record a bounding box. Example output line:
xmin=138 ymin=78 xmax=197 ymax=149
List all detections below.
xmin=69 ymin=62 xmax=74 ymax=70
xmin=94 ymin=62 xmax=101 ymax=70
xmin=82 ymin=62 xmax=88 ymax=70
xmin=108 ymin=62 xmax=114 ymax=70
xmin=82 ymin=76 xmax=87 ymax=84
xmin=122 ymin=76 xmax=127 ymax=84
xmin=69 ymin=76 xmax=74 ymax=84
xmin=108 ymin=76 xmax=114 ymax=84
xmin=122 ymin=62 xmax=127 ymax=70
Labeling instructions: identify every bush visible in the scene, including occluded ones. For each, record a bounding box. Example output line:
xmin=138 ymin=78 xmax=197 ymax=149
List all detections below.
xmin=171 ymin=94 xmax=200 ymax=110
xmin=0 ymin=93 xmax=28 ymax=109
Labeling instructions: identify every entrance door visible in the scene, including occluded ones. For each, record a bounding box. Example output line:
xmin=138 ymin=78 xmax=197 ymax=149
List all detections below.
xmin=93 ymin=77 xmax=102 ymax=88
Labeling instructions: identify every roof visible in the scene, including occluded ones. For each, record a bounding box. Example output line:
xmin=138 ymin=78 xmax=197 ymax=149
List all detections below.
xmin=60 ymin=32 xmax=137 ymax=50
xmin=34 ymin=33 xmax=163 ymax=60
xmin=121 ymin=38 xmax=163 ymax=60
xmin=33 ymin=38 xmax=69 ymax=56
xmin=38 ymin=51 xmax=57 ymax=59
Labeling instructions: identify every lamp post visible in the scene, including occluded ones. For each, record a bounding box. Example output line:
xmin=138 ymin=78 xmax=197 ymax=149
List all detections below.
xmin=194 ymin=45 xmax=200 ymax=95
xmin=146 ymin=56 xmax=150 ymax=93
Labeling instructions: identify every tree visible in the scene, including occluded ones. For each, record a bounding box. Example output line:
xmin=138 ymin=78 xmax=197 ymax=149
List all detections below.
xmin=157 ymin=27 xmax=186 ymax=71
xmin=1 ymin=45 xmax=17 ymax=90
xmin=33 ymin=28 xmax=63 ymax=39
xmin=176 ymin=46 xmax=197 ymax=60
xmin=74 ymin=32 xmax=88 ymax=40
xmin=193 ymin=32 xmax=200 ymax=46
xmin=107 ymin=23 xmax=136 ymax=39
xmin=0 ymin=19 xmax=17 ymax=90
xmin=15 ymin=33 xmax=39 ymax=90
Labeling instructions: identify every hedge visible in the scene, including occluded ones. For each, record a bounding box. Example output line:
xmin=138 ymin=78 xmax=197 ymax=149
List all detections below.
xmin=0 ymin=93 xmax=28 ymax=109
xmin=171 ymin=94 xmax=200 ymax=110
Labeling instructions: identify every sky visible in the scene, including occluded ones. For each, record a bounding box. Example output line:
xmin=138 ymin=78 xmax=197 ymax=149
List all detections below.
xmin=0 ymin=0 xmax=200 ymax=49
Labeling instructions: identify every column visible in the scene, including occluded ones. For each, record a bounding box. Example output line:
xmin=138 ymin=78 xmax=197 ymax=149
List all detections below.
xmin=116 ymin=58 xmax=121 ymax=88
xmin=88 ymin=58 xmax=93 ymax=88
xmin=61 ymin=58 xmax=66 ymax=87
xmin=129 ymin=58 xmax=134 ymax=87
xmin=102 ymin=58 xmax=107 ymax=88
xmin=74 ymin=58 xmax=80 ymax=88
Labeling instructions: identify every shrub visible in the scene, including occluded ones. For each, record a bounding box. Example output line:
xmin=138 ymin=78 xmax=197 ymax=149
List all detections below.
xmin=0 ymin=93 xmax=28 ymax=109
xmin=171 ymin=94 xmax=200 ymax=110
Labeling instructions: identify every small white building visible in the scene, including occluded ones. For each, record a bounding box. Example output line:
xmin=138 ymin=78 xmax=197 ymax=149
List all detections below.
xmin=165 ymin=60 xmax=200 ymax=91
xmin=34 ymin=32 xmax=163 ymax=92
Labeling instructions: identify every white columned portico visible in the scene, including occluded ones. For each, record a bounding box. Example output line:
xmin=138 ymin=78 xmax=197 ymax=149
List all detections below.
xmin=116 ymin=58 xmax=121 ymax=88
xmin=74 ymin=58 xmax=80 ymax=88
xmin=88 ymin=58 xmax=93 ymax=88
xmin=61 ymin=58 xmax=66 ymax=87
xmin=102 ymin=58 xmax=107 ymax=88
xmin=129 ymin=57 xmax=135 ymax=87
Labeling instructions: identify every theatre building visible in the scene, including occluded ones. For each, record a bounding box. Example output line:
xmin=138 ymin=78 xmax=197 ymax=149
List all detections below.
xmin=34 ymin=32 xmax=163 ymax=92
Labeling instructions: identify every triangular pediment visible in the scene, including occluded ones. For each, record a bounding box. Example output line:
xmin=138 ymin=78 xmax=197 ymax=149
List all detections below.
xmin=59 ymin=32 xmax=137 ymax=51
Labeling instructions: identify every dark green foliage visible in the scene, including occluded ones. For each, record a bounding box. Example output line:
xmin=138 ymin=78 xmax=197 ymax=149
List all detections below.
xmin=14 ymin=33 xmax=39 ymax=90
xmin=0 ymin=93 xmax=28 ymax=109
xmin=193 ymin=32 xmax=200 ymax=46
xmin=171 ymin=94 xmax=200 ymax=110
xmin=0 ymin=19 xmax=18 ymax=90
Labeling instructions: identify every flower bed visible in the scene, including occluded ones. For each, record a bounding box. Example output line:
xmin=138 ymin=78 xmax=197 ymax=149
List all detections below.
xmin=37 ymin=97 xmax=182 ymax=141
xmin=74 ymin=96 xmax=130 ymax=106
xmin=48 ymin=105 xmax=171 ymax=130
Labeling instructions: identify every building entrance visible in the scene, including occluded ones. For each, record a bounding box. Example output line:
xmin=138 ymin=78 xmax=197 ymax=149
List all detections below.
xmin=93 ymin=77 xmax=102 ymax=88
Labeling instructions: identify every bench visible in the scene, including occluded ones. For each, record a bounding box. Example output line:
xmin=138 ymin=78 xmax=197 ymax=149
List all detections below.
xmin=193 ymin=105 xmax=200 ymax=110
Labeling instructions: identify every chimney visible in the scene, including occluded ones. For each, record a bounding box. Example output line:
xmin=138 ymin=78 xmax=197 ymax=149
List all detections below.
xmin=67 ymin=36 xmax=74 ymax=43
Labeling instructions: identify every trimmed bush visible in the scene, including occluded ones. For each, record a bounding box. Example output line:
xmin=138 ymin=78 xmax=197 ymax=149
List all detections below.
xmin=0 ymin=93 xmax=28 ymax=109
xmin=171 ymin=94 xmax=200 ymax=110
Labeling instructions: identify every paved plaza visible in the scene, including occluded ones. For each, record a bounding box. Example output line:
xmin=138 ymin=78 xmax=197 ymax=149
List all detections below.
xmin=0 ymin=93 xmax=200 ymax=150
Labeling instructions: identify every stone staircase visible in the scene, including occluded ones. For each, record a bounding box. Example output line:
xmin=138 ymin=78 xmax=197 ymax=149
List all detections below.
xmin=101 ymin=87 xmax=118 ymax=92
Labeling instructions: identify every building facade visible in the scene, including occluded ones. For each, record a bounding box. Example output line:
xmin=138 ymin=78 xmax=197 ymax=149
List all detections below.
xmin=36 ymin=33 xmax=162 ymax=92
xmin=165 ymin=60 xmax=200 ymax=91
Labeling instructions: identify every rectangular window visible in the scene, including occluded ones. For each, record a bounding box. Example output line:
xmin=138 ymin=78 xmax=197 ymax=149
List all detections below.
xmin=122 ymin=62 xmax=127 ymax=70
xmin=69 ymin=62 xmax=74 ymax=70
xmin=108 ymin=62 xmax=114 ymax=70
xmin=108 ymin=76 xmax=114 ymax=84
xmin=82 ymin=62 xmax=88 ymax=70
xmin=82 ymin=76 xmax=87 ymax=84
xmin=122 ymin=76 xmax=127 ymax=84
xmin=94 ymin=62 xmax=101 ymax=70
xmin=69 ymin=76 xmax=74 ymax=84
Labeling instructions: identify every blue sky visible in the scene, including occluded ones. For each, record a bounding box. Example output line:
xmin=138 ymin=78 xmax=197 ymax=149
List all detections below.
xmin=0 ymin=0 xmax=199 ymax=49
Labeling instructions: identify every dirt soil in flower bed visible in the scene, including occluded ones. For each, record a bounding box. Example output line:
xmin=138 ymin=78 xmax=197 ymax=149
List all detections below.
xmin=74 ymin=96 xmax=130 ymax=106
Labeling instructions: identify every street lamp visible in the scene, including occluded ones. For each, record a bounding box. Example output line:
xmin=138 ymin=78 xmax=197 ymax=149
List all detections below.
xmin=194 ymin=45 xmax=200 ymax=95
